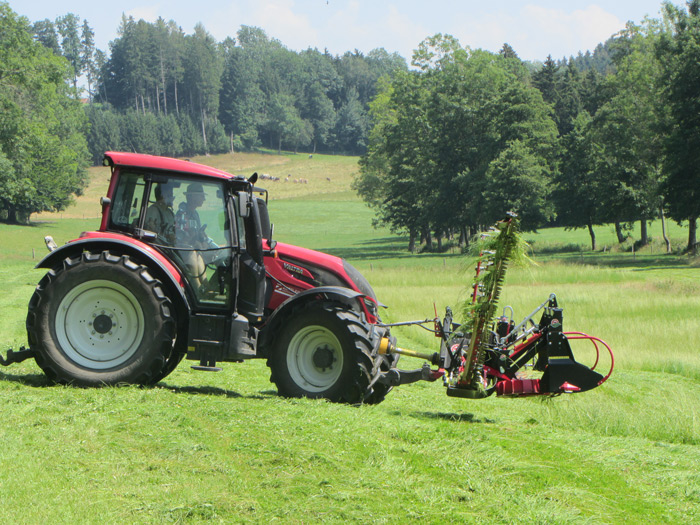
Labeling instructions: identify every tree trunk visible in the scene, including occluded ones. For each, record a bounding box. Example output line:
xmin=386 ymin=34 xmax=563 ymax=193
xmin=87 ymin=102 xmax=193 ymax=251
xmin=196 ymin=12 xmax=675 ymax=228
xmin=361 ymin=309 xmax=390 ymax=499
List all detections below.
xmin=408 ymin=229 xmax=416 ymax=253
xmin=6 ymin=206 xmax=17 ymax=224
xmin=160 ymin=51 xmax=167 ymax=116
xmin=640 ymin=219 xmax=648 ymax=246
xmin=459 ymin=227 xmax=466 ymax=248
xmin=615 ymin=222 xmax=625 ymax=244
xmin=86 ymin=73 xmax=93 ymax=103
xmin=201 ymin=108 xmax=208 ymax=152
xmin=174 ymin=81 xmax=179 ymax=115
xmin=688 ymin=216 xmax=698 ymax=255
xmin=660 ymin=206 xmax=671 ymax=254
xmin=587 ymin=221 xmax=596 ymax=251
xmin=436 ymin=232 xmax=443 ymax=252
xmin=423 ymin=228 xmax=433 ymax=251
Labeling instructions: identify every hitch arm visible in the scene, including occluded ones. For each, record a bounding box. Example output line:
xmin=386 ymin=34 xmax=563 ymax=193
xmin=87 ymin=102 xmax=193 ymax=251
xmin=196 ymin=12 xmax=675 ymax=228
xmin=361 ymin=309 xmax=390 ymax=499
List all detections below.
xmin=377 ymin=362 xmax=444 ymax=387
xmin=0 ymin=347 xmax=36 ymax=367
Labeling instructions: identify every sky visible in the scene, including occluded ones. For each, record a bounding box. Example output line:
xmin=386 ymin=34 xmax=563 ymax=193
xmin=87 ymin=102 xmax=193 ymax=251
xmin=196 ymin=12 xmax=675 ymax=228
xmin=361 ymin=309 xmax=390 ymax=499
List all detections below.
xmin=12 ymin=0 xmax=669 ymax=62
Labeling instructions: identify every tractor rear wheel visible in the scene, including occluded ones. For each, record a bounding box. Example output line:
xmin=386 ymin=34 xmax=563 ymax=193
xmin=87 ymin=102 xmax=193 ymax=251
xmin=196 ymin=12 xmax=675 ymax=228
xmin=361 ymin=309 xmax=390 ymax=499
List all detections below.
xmin=268 ymin=302 xmax=383 ymax=404
xmin=27 ymin=251 xmax=176 ymax=386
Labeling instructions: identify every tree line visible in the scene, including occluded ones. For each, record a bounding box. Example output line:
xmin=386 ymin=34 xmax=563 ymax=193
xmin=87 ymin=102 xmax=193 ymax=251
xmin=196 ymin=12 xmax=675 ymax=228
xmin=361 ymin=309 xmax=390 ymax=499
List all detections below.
xmin=355 ymin=2 xmax=700 ymax=255
xmin=80 ymin=16 xmax=406 ymax=161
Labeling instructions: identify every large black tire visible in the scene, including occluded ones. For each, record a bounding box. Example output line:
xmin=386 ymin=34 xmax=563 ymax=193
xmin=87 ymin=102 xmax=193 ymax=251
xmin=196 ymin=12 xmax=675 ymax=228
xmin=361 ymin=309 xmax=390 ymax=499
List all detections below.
xmin=26 ymin=251 xmax=176 ymax=386
xmin=364 ymin=351 xmax=399 ymax=405
xmin=267 ymin=301 xmax=390 ymax=404
xmin=149 ymin=341 xmax=186 ymax=384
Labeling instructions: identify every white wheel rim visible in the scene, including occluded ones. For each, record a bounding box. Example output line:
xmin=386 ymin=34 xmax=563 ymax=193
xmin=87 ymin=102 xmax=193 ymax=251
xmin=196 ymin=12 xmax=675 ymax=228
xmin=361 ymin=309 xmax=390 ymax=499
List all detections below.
xmin=287 ymin=325 xmax=344 ymax=392
xmin=55 ymin=279 xmax=145 ymax=369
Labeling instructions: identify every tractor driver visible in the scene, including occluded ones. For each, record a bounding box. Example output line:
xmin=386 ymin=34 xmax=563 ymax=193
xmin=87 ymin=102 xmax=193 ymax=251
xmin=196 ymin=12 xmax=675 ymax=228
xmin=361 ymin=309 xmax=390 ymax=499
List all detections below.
xmin=175 ymin=183 xmax=213 ymax=288
xmin=145 ymin=183 xmax=176 ymax=245
xmin=176 ymin=183 xmax=208 ymax=249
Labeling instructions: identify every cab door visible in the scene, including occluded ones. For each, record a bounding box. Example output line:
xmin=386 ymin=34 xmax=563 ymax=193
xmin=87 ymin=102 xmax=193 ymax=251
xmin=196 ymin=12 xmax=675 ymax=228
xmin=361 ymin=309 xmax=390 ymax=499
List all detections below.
xmin=234 ymin=191 xmax=266 ymax=319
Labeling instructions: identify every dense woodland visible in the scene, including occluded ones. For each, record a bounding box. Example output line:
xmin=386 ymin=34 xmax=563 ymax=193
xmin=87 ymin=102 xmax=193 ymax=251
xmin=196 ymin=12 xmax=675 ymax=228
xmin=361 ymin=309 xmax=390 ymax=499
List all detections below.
xmin=62 ymin=15 xmax=406 ymax=162
xmin=0 ymin=1 xmax=698 ymax=254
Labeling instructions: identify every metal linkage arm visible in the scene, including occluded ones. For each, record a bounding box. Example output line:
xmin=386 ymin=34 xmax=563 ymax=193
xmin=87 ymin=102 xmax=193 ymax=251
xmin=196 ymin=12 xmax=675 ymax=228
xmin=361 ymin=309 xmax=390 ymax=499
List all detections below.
xmin=0 ymin=347 xmax=35 ymax=367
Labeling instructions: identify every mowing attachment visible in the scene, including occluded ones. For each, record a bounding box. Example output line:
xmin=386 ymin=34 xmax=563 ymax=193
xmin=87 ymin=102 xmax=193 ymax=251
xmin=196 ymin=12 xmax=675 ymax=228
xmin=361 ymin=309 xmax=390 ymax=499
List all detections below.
xmin=376 ymin=213 xmax=614 ymax=399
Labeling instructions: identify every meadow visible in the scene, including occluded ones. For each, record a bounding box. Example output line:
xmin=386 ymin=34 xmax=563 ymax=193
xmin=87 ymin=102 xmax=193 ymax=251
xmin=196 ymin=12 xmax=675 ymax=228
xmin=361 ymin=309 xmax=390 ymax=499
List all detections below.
xmin=1 ymin=151 xmax=699 ymax=523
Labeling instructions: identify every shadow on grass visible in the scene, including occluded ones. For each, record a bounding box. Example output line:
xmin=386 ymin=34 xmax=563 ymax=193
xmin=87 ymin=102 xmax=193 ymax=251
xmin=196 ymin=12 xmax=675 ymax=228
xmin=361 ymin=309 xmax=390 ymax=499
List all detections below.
xmin=320 ymin=236 xmax=467 ymax=261
xmin=157 ymin=383 xmax=243 ymax=398
xmin=0 ymin=370 xmax=52 ymax=387
xmin=553 ymin=253 xmax=692 ymax=271
xmin=156 ymin=382 xmax=280 ymax=400
xmin=527 ymin=243 xmax=584 ymax=254
xmin=411 ymin=411 xmax=495 ymax=424
xmin=1 ymin=220 xmax=55 ymax=228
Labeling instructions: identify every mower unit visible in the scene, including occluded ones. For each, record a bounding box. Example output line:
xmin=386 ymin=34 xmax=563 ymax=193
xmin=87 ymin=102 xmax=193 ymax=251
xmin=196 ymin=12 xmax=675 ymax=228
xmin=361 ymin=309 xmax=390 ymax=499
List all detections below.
xmin=374 ymin=215 xmax=613 ymax=399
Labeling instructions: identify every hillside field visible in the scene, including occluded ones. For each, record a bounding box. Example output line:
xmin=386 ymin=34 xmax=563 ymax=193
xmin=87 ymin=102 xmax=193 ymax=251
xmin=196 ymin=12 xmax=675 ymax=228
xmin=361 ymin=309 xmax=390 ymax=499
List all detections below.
xmin=1 ymin=151 xmax=699 ymax=523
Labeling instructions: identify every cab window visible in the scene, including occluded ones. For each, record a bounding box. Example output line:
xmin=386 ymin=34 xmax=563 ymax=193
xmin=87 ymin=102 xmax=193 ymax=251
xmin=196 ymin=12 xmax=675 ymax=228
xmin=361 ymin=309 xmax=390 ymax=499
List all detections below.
xmin=110 ymin=170 xmax=236 ymax=309
xmin=109 ymin=171 xmax=147 ymax=232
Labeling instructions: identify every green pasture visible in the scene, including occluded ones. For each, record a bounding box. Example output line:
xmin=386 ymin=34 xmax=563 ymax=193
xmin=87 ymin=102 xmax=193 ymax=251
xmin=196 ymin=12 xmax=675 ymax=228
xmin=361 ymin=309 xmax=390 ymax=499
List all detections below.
xmin=1 ymin=152 xmax=699 ymax=523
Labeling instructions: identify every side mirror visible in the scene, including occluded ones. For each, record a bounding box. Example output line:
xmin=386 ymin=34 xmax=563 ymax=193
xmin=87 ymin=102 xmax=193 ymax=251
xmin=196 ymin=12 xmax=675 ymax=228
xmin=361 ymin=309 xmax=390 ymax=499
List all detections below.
xmin=238 ymin=192 xmax=250 ymax=218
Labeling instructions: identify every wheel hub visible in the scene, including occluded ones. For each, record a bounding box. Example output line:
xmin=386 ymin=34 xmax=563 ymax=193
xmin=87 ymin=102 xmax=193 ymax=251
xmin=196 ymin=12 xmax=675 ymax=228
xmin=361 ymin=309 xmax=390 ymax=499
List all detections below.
xmin=92 ymin=314 xmax=114 ymax=334
xmin=312 ymin=345 xmax=335 ymax=370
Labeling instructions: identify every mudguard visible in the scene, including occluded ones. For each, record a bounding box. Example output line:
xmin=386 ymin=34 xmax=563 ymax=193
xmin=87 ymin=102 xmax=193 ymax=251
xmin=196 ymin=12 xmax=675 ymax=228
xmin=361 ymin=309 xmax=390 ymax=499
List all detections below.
xmin=35 ymin=235 xmax=190 ymax=311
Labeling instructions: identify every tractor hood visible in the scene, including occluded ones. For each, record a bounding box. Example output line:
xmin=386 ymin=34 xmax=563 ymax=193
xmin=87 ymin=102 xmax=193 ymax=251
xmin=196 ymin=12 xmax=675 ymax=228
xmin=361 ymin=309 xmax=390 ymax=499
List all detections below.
xmin=267 ymin=241 xmax=377 ymax=301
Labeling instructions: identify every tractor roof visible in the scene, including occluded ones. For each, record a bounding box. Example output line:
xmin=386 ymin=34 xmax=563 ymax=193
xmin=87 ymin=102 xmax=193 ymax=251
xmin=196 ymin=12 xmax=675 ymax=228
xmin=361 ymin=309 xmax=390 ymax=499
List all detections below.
xmin=104 ymin=151 xmax=246 ymax=182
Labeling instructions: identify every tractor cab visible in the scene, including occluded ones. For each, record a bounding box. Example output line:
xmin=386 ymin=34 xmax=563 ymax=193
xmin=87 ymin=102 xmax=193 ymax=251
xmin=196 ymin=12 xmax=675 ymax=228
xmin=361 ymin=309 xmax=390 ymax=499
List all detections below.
xmin=103 ymin=154 xmax=267 ymax=322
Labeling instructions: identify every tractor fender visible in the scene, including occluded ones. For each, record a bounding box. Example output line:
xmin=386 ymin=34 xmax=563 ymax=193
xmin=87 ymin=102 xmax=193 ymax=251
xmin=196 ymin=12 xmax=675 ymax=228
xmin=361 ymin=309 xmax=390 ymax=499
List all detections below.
xmin=259 ymin=286 xmax=366 ymax=353
xmin=36 ymin=237 xmax=190 ymax=313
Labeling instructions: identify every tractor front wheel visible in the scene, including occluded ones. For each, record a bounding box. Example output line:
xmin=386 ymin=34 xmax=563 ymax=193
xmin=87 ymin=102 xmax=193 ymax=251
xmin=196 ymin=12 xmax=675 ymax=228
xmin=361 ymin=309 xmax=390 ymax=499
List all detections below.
xmin=27 ymin=252 xmax=176 ymax=386
xmin=268 ymin=302 xmax=379 ymax=404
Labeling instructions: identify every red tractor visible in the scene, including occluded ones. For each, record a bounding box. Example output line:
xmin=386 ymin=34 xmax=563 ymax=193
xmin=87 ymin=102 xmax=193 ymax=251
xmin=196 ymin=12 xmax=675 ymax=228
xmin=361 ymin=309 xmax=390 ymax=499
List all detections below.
xmin=3 ymin=152 xmax=613 ymax=403
xmin=22 ymin=152 xmax=398 ymax=403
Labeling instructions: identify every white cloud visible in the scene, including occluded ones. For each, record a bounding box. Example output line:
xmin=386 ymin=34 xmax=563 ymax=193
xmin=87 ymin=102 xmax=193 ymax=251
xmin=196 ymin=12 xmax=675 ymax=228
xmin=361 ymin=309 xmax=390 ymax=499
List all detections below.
xmin=448 ymin=4 xmax=624 ymax=61
xmin=324 ymin=1 xmax=373 ymax=54
xmin=520 ymin=4 xmax=623 ymax=58
xmin=383 ymin=5 xmax=429 ymax=60
xmin=252 ymin=0 xmax=319 ymax=49
xmin=124 ymin=3 xmax=162 ymax=24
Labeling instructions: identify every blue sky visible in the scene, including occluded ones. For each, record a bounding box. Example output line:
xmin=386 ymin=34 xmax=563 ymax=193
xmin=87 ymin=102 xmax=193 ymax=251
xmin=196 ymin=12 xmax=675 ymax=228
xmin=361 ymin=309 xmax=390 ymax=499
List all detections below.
xmin=13 ymin=1 xmax=668 ymax=61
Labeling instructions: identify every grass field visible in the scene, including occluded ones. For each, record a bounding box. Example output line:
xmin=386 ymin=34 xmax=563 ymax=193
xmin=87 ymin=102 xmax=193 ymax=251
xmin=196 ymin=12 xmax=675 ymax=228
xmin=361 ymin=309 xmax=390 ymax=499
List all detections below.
xmin=2 ymin=151 xmax=699 ymax=523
